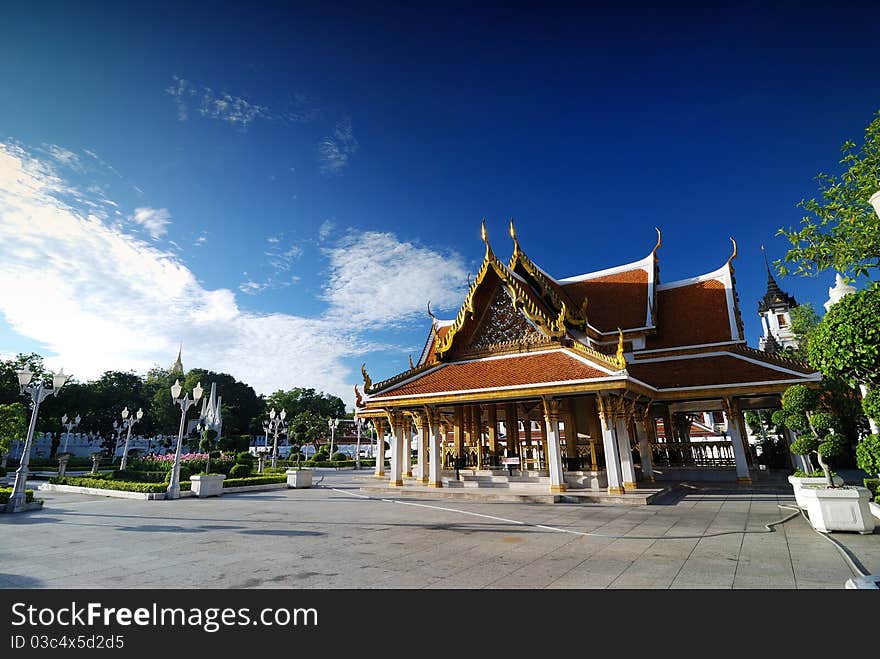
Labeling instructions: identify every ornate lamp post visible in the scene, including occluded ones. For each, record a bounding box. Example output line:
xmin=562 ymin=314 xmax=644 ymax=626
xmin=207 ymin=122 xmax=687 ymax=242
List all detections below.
xmin=60 ymin=413 xmax=81 ymax=454
xmin=5 ymin=365 xmax=70 ymax=513
xmin=58 ymin=412 xmax=81 ymax=477
xmin=328 ymin=417 xmax=339 ymax=458
xmin=166 ymin=379 xmax=203 ymax=500
xmin=263 ymin=408 xmax=287 ymax=469
xmin=119 ymin=406 xmax=144 ymax=471
xmin=353 ymin=416 xmax=367 ymax=470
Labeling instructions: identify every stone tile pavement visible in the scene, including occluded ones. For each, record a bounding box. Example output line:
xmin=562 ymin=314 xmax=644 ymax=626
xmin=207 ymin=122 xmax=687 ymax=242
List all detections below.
xmin=1 ymin=471 xmax=877 ymax=589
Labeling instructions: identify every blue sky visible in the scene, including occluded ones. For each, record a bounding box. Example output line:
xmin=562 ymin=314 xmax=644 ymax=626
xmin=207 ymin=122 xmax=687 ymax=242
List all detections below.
xmin=1 ymin=1 xmax=878 ymax=406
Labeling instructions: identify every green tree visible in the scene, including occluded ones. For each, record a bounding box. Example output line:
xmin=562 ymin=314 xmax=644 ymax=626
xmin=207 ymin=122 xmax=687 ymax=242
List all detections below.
xmin=779 ymin=385 xmax=846 ymax=487
xmin=0 ymin=402 xmax=28 ymax=465
xmin=807 ymin=283 xmax=880 ymax=389
xmin=290 ymin=410 xmax=328 ymax=454
xmin=264 ymin=388 xmax=345 ymax=422
xmin=777 ymin=109 xmax=880 ymax=280
xmin=779 ymin=303 xmax=821 ymax=362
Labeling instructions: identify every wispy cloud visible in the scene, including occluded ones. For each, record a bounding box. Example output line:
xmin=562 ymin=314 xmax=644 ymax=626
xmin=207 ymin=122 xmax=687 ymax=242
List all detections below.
xmin=165 ymin=76 xmax=317 ymax=128
xmin=193 ymin=231 xmax=208 ymax=247
xmin=45 ymin=145 xmax=83 ymax=172
xmin=318 ymin=220 xmax=335 ymax=242
xmin=0 ymin=143 xmax=370 ymax=400
xmin=318 ymin=116 xmax=358 ymax=175
xmin=131 ymin=207 xmax=171 ymax=239
xmin=323 ymin=230 xmax=468 ymax=327
xmin=239 ymin=236 xmax=303 ymax=295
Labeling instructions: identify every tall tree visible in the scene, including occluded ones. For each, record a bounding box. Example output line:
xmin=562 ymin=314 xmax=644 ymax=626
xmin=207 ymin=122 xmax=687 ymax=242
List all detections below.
xmin=777 ymin=109 xmax=880 ymax=280
xmin=0 ymin=402 xmax=28 ymax=465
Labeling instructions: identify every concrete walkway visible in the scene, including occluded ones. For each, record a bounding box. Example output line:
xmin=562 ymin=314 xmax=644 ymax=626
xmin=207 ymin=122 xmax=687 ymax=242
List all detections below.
xmin=1 ymin=471 xmax=877 ymax=589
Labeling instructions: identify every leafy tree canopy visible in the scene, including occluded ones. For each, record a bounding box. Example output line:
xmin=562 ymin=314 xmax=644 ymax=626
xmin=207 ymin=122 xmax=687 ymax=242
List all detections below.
xmin=777 ymin=109 xmax=880 ymax=280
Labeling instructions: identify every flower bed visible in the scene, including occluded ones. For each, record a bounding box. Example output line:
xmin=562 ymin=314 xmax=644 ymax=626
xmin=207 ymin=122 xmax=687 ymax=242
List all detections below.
xmin=223 ymin=475 xmax=287 ymax=488
xmin=48 ymin=476 xmax=191 ymax=493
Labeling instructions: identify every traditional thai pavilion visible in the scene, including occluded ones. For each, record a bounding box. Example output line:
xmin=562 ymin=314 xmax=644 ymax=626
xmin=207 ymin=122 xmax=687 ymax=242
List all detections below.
xmin=355 ymin=221 xmax=820 ymax=495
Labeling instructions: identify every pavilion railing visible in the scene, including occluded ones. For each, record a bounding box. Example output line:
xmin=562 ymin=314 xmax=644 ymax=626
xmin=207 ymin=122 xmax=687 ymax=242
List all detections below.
xmin=649 ymin=440 xmax=736 ymax=469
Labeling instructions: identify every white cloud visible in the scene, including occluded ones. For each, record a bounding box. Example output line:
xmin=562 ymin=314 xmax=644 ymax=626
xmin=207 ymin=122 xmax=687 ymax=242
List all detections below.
xmin=318 ymin=219 xmax=335 ymax=241
xmin=131 ymin=207 xmax=171 ymax=239
xmin=165 ymin=76 xmax=316 ymax=129
xmin=45 ymin=145 xmax=83 ymax=171
xmin=323 ymin=230 xmax=468 ymax=327
xmin=0 ymin=143 xmax=368 ymax=402
xmin=318 ymin=116 xmax=358 ymax=175
xmin=193 ymin=231 xmax=208 ymax=247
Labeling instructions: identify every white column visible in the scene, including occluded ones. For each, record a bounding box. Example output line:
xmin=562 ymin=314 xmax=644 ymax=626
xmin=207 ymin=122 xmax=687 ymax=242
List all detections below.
xmin=724 ymin=398 xmax=751 ymax=484
xmin=417 ymin=420 xmax=428 ymax=482
xmin=598 ymin=397 xmax=624 ymax=494
xmin=403 ymin=420 xmax=413 ymax=477
xmin=634 ymin=417 xmax=654 ymax=482
xmin=389 ymin=415 xmax=403 ymax=486
xmin=428 ymin=419 xmax=442 ymax=488
xmin=615 ymin=418 xmax=638 ymax=490
xmin=545 ymin=420 xmax=566 ymax=493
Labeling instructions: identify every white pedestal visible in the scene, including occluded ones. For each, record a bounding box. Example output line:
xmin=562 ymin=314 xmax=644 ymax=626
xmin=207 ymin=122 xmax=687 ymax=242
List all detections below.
xmin=788 ymin=474 xmax=844 ymax=509
xmin=190 ymin=474 xmax=226 ymax=498
xmin=286 ymin=469 xmax=313 ymax=488
xmin=800 ymin=486 xmax=875 ymax=534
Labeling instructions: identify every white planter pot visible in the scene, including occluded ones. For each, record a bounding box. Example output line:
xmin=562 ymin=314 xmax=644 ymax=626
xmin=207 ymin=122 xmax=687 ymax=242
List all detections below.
xmin=190 ymin=474 xmax=226 ymax=498
xmin=788 ymin=474 xmax=843 ymax=509
xmin=800 ymin=486 xmax=875 ymax=534
xmin=286 ymin=469 xmax=313 ymax=488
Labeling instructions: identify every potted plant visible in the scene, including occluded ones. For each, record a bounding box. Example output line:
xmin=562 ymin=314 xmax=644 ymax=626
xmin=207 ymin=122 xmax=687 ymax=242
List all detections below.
xmin=190 ymin=428 xmax=225 ymax=498
xmin=778 ymin=385 xmax=874 ymax=533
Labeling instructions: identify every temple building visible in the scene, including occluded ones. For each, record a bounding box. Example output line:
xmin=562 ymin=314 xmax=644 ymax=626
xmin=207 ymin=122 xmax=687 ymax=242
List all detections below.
xmin=757 ymin=247 xmax=799 ymax=354
xmin=355 ymin=222 xmax=820 ymax=495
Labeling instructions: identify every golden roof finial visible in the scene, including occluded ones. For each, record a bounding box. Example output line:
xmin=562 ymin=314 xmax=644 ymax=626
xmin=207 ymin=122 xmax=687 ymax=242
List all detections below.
xmin=427 ymin=300 xmax=435 ymax=321
xmin=616 ymin=328 xmax=626 ymax=369
xmin=408 ymin=354 xmax=415 ymax=370
xmin=481 ymin=218 xmax=488 ymax=244
xmin=354 ymin=384 xmax=363 ymax=407
xmin=360 ymin=363 xmax=372 ymax=391
xmin=727 ymin=237 xmax=738 ymax=266
xmin=653 ymin=227 xmax=662 ymax=254
xmin=509 ymin=218 xmax=517 ymax=241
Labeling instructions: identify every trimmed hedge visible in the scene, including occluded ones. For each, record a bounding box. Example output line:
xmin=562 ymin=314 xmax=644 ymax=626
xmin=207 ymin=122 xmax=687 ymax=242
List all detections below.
xmin=48 ymin=476 xmax=191 ymax=493
xmin=864 ymin=478 xmax=880 ymax=501
xmin=223 ymin=475 xmax=287 ymax=488
xmin=112 ymin=470 xmax=169 ymax=483
xmin=0 ymin=488 xmax=34 ymax=504
xmin=229 ymin=464 xmax=252 ymax=479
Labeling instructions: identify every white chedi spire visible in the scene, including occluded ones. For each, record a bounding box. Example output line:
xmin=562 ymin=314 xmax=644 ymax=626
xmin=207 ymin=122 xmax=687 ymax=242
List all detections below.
xmin=824 ymin=273 xmax=856 ymax=312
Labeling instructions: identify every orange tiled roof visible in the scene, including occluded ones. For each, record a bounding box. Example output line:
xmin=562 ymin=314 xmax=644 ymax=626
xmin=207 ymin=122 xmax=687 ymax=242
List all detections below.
xmin=628 ymin=354 xmax=810 ymax=390
xmin=370 ymin=350 xmax=610 ymax=399
xmin=645 ymin=279 xmax=731 ymax=350
xmin=561 ymin=268 xmax=649 ymax=332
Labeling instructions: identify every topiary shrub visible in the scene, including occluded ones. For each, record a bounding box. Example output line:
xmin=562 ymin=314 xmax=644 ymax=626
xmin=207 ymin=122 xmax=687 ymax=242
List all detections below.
xmin=862 ymin=388 xmax=880 ymax=426
xmin=235 ymin=451 xmax=254 ymax=466
xmin=779 ymin=384 xmax=845 ymax=487
xmin=856 ymin=434 xmax=880 ymax=478
xmin=332 ymin=452 xmax=348 ymax=462
xmin=229 ymin=463 xmax=252 ymax=479
xmin=177 ymin=465 xmax=192 ymax=482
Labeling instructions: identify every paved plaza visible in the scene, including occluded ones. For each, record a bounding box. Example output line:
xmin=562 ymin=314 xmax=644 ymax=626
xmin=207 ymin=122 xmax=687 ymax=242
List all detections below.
xmin=1 ymin=471 xmax=878 ymax=589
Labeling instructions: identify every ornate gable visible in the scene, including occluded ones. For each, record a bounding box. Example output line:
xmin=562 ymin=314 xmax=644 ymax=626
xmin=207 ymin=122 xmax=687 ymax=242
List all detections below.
xmin=461 ymin=286 xmax=545 ymax=353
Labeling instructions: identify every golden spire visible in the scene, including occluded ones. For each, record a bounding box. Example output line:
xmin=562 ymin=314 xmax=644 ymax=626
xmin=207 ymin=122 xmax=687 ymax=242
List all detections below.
xmin=509 ymin=218 xmax=517 ymax=241
xmin=615 ymin=328 xmax=626 ymax=369
xmin=360 ymin=363 xmax=372 ymax=391
xmin=481 ymin=218 xmax=488 ymax=243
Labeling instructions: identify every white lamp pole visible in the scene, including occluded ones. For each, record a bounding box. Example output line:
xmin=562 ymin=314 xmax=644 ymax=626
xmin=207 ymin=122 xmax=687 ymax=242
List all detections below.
xmin=263 ymin=408 xmax=287 ymax=469
xmin=119 ymin=406 xmax=144 ymax=471
xmin=60 ymin=412 xmax=80 ymax=454
xmin=6 ymin=365 xmax=70 ymax=513
xmin=354 ymin=417 xmax=364 ymax=470
xmin=166 ymin=379 xmax=203 ymax=500
xmin=328 ymin=417 xmax=338 ymax=458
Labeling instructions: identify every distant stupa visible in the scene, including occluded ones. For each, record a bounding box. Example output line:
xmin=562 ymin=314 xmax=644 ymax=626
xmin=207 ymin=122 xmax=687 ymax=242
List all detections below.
xmin=170 ymin=344 xmax=184 ymax=375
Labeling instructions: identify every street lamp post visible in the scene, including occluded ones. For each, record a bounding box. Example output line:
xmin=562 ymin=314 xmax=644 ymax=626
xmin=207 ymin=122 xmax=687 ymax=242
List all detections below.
xmin=262 ymin=408 xmax=287 ymax=469
xmin=327 ymin=417 xmax=339 ymax=458
xmin=354 ymin=416 xmax=365 ymax=470
xmin=60 ymin=413 xmax=81 ymax=454
xmin=5 ymin=365 xmax=70 ymax=513
xmin=119 ymin=406 xmax=144 ymax=471
xmin=166 ymin=379 xmax=204 ymax=500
